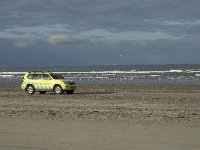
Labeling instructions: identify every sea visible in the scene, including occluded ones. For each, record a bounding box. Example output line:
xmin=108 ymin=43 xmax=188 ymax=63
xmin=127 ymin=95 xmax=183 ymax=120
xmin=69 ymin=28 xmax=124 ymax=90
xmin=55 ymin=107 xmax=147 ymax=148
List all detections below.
xmin=1 ymin=64 xmax=200 ymax=84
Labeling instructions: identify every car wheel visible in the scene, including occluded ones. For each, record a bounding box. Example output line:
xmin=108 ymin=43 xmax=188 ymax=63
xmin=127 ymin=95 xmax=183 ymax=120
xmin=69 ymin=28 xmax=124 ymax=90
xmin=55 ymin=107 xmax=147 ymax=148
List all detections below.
xmin=54 ymin=85 xmax=63 ymax=94
xmin=66 ymin=90 xmax=74 ymax=94
xmin=26 ymin=85 xmax=35 ymax=94
xmin=39 ymin=91 xmax=46 ymax=94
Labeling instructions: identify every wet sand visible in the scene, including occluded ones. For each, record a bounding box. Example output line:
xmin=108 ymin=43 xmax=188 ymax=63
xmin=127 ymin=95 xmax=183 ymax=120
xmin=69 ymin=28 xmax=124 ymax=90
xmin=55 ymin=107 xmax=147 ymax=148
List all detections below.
xmin=0 ymin=83 xmax=200 ymax=149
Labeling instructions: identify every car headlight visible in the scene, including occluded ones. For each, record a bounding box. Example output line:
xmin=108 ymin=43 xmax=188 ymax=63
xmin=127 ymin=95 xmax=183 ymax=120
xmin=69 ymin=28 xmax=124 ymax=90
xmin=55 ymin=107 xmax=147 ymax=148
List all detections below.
xmin=64 ymin=81 xmax=70 ymax=85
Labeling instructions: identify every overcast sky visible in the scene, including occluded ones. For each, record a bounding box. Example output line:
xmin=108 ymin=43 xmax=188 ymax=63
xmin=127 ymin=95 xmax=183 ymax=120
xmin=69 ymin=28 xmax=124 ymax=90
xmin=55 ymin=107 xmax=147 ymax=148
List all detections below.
xmin=0 ymin=0 xmax=200 ymax=67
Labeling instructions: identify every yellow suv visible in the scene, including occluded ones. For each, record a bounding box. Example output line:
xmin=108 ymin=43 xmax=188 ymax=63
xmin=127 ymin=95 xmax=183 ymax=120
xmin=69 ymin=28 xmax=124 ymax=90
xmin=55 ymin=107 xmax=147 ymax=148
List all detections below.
xmin=21 ymin=71 xmax=76 ymax=94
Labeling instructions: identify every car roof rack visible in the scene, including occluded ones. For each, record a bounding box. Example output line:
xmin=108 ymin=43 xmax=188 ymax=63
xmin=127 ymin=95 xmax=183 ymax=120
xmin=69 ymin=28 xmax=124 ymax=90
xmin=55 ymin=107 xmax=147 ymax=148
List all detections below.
xmin=28 ymin=71 xmax=53 ymax=73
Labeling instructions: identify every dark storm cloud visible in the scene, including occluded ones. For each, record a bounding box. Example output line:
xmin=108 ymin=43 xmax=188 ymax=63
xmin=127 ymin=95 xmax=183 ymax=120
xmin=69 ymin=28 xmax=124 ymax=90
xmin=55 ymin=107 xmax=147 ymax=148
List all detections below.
xmin=1 ymin=0 xmax=200 ymax=32
xmin=0 ymin=0 xmax=200 ymax=66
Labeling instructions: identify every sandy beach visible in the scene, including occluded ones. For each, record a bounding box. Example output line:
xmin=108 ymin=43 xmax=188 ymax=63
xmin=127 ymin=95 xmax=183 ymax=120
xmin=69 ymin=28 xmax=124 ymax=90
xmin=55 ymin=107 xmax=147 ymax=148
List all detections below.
xmin=0 ymin=83 xmax=200 ymax=149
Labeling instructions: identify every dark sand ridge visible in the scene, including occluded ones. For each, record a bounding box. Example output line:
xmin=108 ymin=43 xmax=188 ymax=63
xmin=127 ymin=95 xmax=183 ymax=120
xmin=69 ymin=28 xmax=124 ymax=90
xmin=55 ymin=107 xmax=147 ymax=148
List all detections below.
xmin=0 ymin=83 xmax=199 ymax=122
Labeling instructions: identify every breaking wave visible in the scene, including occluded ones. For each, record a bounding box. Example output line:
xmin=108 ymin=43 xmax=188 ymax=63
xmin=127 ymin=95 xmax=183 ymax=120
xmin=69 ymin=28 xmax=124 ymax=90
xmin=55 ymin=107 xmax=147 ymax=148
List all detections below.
xmin=0 ymin=68 xmax=200 ymax=84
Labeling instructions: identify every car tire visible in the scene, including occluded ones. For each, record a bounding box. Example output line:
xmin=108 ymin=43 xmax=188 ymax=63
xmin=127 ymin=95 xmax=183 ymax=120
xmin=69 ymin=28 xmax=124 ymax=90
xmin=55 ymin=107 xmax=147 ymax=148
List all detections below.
xmin=66 ymin=90 xmax=74 ymax=94
xmin=26 ymin=85 xmax=35 ymax=94
xmin=39 ymin=91 xmax=46 ymax=94
xmin=54 ymin=85 xmax=63 ymax=94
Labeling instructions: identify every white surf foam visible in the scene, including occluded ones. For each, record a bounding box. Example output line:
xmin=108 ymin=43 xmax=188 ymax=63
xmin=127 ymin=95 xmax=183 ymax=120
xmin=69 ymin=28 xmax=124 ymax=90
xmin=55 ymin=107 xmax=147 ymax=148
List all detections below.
xmin=0 ymin=75 xmax=14 ymax=78
xmin=0 ymin=70 xmax=185 ymax=75
xmin=0 ymin=72 xmax=26 ymax=75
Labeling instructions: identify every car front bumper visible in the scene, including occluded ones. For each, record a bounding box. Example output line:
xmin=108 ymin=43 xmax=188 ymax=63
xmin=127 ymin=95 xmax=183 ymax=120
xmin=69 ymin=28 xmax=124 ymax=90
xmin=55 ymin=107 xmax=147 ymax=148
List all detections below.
xmin=63 ymin=85 xmax=76 ymax=90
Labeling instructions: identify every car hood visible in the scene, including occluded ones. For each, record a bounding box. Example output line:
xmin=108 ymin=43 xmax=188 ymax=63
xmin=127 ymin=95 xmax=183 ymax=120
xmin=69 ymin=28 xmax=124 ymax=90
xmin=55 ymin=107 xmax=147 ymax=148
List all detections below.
xmin=61 ymin=80 xmax=75 ymax=84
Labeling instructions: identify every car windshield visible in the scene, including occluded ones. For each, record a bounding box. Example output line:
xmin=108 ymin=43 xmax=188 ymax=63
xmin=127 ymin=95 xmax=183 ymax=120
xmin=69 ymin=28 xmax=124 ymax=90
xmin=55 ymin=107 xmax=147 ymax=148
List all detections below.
xmin=50 ymin=73 xmax=64 ymax=79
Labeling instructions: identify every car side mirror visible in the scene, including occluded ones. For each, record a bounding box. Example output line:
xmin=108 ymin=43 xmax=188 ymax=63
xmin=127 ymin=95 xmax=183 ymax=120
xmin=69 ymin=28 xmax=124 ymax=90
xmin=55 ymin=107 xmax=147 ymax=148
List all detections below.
xmin=47 ymin=77 xmax=52 ymax=80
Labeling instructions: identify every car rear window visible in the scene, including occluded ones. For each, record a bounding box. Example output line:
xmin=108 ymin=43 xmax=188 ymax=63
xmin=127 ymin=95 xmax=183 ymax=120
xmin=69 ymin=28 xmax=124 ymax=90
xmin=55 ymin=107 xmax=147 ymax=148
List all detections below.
xmin=27 ymin=74 xmax=34 ymax=79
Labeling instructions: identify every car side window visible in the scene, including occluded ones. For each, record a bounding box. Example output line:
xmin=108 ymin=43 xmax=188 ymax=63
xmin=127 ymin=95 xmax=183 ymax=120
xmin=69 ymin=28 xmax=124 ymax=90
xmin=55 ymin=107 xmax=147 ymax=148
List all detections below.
xmin=42 ymin=74 xmax=50 ymax=80
xmin=32 ymin=74 xmax=42 ymax=79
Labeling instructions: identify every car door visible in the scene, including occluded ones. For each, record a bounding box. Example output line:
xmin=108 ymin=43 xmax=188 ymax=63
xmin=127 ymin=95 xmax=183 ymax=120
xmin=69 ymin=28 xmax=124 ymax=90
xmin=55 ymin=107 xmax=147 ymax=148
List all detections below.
xmin=32 ymin=74 xmax=42 ymax=90
xmin=41 ymin=74 xmax=54 ymax=91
